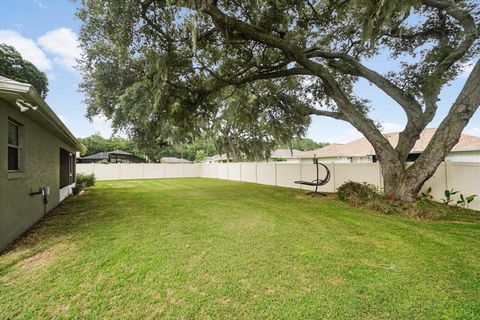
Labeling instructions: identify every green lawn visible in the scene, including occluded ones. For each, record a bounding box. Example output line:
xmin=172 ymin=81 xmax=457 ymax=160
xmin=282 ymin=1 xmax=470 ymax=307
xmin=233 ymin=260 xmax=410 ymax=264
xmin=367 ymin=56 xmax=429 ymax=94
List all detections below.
xmin=1 ymin=178 xmax=480 ymax=319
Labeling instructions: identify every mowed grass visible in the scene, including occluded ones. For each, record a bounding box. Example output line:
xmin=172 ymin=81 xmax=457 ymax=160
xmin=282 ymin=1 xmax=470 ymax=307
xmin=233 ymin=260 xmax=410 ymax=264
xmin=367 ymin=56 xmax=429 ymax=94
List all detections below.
xmin=1 ymin=178 xmax=480 ymax=319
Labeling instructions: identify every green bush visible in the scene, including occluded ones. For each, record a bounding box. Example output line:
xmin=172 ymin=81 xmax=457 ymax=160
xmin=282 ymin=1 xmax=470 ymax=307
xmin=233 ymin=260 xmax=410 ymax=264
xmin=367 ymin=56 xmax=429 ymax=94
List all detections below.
xmin=337 ymin=181 xmax=381 ymax=202
xmin=336 ymin=181 xmax=479 ymax=220
xmin=76 ymin=173 xmax=96 ymax=187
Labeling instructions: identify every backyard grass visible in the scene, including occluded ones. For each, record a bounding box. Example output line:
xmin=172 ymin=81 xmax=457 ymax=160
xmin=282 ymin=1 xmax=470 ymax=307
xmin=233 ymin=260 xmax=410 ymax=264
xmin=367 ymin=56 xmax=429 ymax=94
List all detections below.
xmin=1 ymin=178 xmax=480 ymax=319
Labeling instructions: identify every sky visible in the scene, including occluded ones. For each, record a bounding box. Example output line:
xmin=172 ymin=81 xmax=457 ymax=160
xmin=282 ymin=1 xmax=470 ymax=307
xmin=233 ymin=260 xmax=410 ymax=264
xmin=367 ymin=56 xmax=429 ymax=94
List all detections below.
xmin=0 ymin=0 xmax=479 ymax=143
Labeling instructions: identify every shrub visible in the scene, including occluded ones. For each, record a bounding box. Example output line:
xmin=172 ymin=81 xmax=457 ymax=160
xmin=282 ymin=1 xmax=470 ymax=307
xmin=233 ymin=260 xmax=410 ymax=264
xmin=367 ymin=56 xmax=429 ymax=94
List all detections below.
xmin=72 ymin=184 xmax=83 ymax=195
xmin=337 ymin=181 xmax=381 ymax=202
xmin=76 ymin=173 xmax=96 ymax=187
xmin=336 ymin=181 xmax=479 ymax=220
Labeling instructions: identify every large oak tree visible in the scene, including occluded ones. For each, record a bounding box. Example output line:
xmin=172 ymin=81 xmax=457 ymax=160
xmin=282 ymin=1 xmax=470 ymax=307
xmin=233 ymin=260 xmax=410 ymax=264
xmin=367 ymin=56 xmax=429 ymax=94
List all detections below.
xmin=78 ymin=0 xmax=480 ymax=201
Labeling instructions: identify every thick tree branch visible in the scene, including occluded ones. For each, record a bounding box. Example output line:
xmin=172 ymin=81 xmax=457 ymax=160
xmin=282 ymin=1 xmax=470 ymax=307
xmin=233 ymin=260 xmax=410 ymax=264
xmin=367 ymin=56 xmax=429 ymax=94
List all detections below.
xmin=202 ymin=4 xmax=396 ymax=163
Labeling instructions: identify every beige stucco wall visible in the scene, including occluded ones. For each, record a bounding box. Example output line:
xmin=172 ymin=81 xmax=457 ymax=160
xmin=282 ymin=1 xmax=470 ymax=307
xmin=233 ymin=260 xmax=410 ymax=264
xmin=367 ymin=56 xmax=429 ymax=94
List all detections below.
xmin=0 ymin=99 xmax=76 ymax=251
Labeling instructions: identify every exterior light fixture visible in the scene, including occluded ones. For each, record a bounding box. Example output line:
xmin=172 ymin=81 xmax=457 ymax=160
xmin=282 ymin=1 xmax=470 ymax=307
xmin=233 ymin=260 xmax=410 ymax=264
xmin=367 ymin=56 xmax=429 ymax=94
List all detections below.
xmin=16 ymin=99 xmax=38 ymax=112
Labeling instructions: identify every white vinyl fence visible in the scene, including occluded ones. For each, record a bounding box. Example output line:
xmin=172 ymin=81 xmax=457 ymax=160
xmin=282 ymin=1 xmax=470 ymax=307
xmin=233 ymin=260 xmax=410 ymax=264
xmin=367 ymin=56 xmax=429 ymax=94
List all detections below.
xmin=77 ymin=161 xmax=480 ymax=211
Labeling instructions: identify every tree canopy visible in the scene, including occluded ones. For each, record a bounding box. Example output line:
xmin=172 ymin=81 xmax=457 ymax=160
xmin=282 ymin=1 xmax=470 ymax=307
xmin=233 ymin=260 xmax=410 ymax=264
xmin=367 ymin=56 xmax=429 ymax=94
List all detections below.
xmin=78 ymin=134 xmax=140 ymax=157
xmin=0 ymin=44 xmax=49 ymax=98
xmin=77 ymin=0 xmax=480 ymax=200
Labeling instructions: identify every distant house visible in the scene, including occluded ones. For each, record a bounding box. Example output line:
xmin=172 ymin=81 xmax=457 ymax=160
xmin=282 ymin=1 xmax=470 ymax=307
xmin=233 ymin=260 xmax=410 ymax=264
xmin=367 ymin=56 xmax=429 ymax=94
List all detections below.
xmin=160 ymin=157 xmax=193 ymax=164
xmin=78 ymin=149 xmax=145 ymax=164
xmin=305 ymin=128 xmax=480 ymax=163
xmin=270 ymin=148 xmax=304 ymax=162
xmin=204 ymin=154 xmax=231 ymax=163
xmin=0 ymin=76 xmax=82 ymax=251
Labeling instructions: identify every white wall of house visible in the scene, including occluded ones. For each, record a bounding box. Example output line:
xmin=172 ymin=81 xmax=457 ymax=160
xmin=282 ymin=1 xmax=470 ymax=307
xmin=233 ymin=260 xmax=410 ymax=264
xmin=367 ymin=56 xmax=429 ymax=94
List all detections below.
xmin=445 ymin=151 xmax=480 ymax=162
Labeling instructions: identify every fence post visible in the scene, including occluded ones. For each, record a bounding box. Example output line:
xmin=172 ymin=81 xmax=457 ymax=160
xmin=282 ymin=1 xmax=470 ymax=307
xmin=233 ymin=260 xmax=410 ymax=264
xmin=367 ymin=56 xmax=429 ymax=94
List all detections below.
xmin=378 ymin=162 xmax=383 ymax=191
xmin=445 ymin=160 xmax=452 ymax=190
xmin=274 ymin=162 xmax=277 ymax=186
xmin=332 ymin=162 xmax=336 ymax=192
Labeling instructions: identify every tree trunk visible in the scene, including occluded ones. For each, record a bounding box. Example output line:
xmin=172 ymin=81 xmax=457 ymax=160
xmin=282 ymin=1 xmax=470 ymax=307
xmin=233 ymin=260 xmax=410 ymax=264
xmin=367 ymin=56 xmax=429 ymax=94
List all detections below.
xmin=378 ymin=61 xmax=480 ymax=202
xmin=382 ymin=166 xmax=426 ymax=202
xmin=226 ymin=137 xmax=239 ymax=162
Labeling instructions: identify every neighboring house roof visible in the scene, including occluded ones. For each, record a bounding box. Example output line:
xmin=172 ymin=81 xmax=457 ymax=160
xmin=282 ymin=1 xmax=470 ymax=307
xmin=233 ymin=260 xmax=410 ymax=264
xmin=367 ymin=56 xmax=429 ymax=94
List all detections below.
xmin=302 ymin=144 xmax=348 ymax=158
xmin=204 ymin=154 xmax=231 ymax=162
xmin=161 ymin=157 xmax=192 ymax=163
xmin=81 ymin=152 xmax=109 ymax=160
xmin=80 ymin=150 xmax=144 ymax=161
xmin=109 ymin=149 xmax=133 ymax=155
xmin=311 ymin=128 xmax=480 ymax=158
xmin=0 ymin=76 xmax=82 ymax=151
xmin=270 ymin=148 xmax=304 ymax=159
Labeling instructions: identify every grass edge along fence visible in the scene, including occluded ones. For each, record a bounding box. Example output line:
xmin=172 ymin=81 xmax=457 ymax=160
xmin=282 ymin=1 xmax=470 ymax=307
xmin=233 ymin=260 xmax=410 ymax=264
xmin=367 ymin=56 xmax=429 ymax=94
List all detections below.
xmin=76 ymin=161 xmax=480 ymax=211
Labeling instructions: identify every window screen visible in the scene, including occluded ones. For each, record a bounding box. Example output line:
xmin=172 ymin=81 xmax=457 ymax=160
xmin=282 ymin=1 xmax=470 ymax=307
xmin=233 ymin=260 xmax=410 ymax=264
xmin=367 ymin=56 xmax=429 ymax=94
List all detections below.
xmin=7 ymin=120 xmax=19 ymax=171
xmin=60 ymin=148 xmax=71 ymax=188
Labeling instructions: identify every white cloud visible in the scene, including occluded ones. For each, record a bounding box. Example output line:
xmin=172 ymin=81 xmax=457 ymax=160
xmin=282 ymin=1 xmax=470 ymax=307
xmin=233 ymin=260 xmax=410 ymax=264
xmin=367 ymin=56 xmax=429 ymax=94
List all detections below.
xmin=0 ymin=29 xmax=52 ymax=71
xmin=91 ymin=115 xmax=114 ymax=138
xmin=33 ymin=0 xmax=46 ymax=8
xmin=38 ymin=28 xmax=81 ymax=70
xmin=380 ymin=122 xmax=404 ymax=133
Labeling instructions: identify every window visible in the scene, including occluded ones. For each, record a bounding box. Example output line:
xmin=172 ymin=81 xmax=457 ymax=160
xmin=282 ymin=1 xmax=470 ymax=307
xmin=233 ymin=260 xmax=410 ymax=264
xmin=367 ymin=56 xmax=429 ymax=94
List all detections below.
xmin=8 ymin=120 xmax=20 ymax=171
xmin=60 ymin=148 xmax=75 ymax=188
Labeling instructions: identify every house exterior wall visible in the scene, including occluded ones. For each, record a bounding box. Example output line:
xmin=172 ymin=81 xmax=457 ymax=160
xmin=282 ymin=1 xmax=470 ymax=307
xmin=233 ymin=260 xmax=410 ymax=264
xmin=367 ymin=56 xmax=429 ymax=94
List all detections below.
xmin=446 ymin=151 xmax=480 ymax=162
xmin=0 ymin=99 xmax=76 ymax=251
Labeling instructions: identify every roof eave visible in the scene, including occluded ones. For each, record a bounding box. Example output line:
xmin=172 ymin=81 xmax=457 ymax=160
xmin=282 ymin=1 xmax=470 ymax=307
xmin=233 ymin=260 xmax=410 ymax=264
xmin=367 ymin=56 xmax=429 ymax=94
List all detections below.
xmin=0 ymin=78 xmax=82 ymax=151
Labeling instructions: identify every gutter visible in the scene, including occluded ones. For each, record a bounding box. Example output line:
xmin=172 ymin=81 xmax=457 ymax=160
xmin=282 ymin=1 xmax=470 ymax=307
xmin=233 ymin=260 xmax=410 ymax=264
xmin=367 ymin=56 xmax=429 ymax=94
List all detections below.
xmin=0 ymin=78 xmax=83 ymax=151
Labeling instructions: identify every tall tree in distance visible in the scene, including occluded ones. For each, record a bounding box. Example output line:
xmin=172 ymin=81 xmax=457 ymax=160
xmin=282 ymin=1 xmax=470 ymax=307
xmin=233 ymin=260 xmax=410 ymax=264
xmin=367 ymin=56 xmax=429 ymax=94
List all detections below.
xmin=78 ymin=0 xmax=480 ymax=201
xmin=0 ymin=44 xmax=49 ymax=98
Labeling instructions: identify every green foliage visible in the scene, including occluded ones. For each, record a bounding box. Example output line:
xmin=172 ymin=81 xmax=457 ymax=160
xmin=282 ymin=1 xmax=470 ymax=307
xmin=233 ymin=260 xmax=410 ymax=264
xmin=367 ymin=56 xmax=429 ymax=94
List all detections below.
xmin=337 ymin=181 xmax=479 ymax=219
xmin=194 ymin=149 xmax=206 ymax=162
xmin=77 ymin=0 xmax=479 ymax=198
xmin=78 ymin=134 xmax=140 ymax=157
xmin=0 ymin=44 xmax=49 ymax=98
xmin=72 ymin=184 xmax=83 ymax=195
xmin=277 ymin=138 xmax=327 ymax=151
xmin=443 ymin=188 xmax=459 ymax=204
xmin=76 ymin=173 xmax=96 ymax=187
xmin=337 ymin=181 xmax=381 ymax=202
xmin=457 ymin=194 xmax=478 ymax=208
xmin=420 ymin=187 xmax=433 ymax=201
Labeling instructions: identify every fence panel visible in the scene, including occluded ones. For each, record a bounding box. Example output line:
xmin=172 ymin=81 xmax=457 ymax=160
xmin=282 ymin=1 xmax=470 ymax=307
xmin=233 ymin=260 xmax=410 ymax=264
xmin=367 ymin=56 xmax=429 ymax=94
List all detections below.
xmin=256 ymin=163 xmax=276 ymax=185
xmin=184 ymin=163 xmax=202 ymax=177
xmin=421 ymin=163 xmax=447 ymax=201
xmin=276 ymin=163 xmax=301 ymax=189
xmin=93 ymin=164 xmax=120 ymax=181
xmin=218 ymin=163 xmax=229 ymax=180
xmin=143 ymin=164 xmax=165 ymax=179
xmin=165 ymin=164 xmax=183 ymax=178
xmin=207 ymin=163 xmax=219 ymax=179
xmin=448 ymin=162 xmax=480 ymax=210
xmin=228 ymin=163 xmax=241 ymax=181
xmin=241 ymin=163 xmax=257 ymax=183
xmin=120 ymin=163 xmax=143 ymax=180
xmin=334 ymin=163 xmax=382 ymax=190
